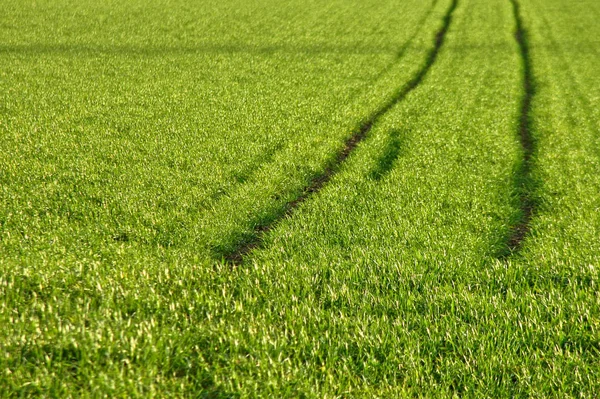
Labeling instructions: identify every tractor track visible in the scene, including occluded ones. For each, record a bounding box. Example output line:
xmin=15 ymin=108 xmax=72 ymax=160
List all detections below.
xmin=503 ymin=0 xmax=536 ymax=255
xmin=223 ymin=0 xmax=459 ymax=265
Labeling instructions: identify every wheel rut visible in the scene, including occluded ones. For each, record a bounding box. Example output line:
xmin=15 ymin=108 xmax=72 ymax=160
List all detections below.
xmin=223 ymin=0 xmax=459 ymax=265
xmin=502 ymin=0 xmax=537 ymax=256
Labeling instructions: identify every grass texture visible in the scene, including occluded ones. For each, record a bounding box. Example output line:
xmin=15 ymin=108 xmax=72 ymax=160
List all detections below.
xmin=1 ymin=0 xmax=599 ymax=397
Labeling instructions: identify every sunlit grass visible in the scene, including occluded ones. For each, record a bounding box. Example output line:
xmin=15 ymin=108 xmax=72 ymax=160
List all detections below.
xmin=1 ymin=0 xmax=599 ymax=396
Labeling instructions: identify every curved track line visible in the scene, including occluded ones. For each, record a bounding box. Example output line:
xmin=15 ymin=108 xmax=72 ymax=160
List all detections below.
xmin=223 ymin=0 xmax=459 ymax=265
xmin=342 ymin=0 xmax=440 ymax=112
xmin=367 ymin=0 xmax=440 ymax=86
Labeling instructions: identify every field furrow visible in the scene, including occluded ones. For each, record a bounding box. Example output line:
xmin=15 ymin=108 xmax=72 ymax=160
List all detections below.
xmin=502 ymin=0 xmax=536 ymax=255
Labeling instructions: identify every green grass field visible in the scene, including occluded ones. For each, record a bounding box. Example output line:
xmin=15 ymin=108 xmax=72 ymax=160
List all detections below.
xmin=1 ymin=0 xmax=599 ymax=397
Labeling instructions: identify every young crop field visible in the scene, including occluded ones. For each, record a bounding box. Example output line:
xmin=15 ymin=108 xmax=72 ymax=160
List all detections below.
xmin=1 ymin=0 xmax=599 ymax=397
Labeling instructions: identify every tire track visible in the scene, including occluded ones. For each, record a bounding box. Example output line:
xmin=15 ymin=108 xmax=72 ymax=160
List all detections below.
xmin=205 ymin=0 xmax=439 ymax=217
xmin=367 ymin=0 xmax=440 ymax=86
xmin=503 ymin=0 xmax=536 ymax=255
xmin=341 ymin=0 xmax=440 ymax=110
xmin=223 ymin=0 xmax=459 ymax=265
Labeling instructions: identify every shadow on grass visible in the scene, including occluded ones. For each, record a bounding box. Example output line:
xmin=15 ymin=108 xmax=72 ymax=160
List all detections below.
xmin=0 ymin=43 xmax=403 ymax=57
xmin=369 ymin=130 xmax=406 ymax=181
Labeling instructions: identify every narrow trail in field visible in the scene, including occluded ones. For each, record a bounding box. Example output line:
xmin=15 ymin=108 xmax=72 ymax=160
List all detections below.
xmin=502 ymin=0 xmax=536 ymax=256
xmin=223 ymin=0 xmax=458 ymax=265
